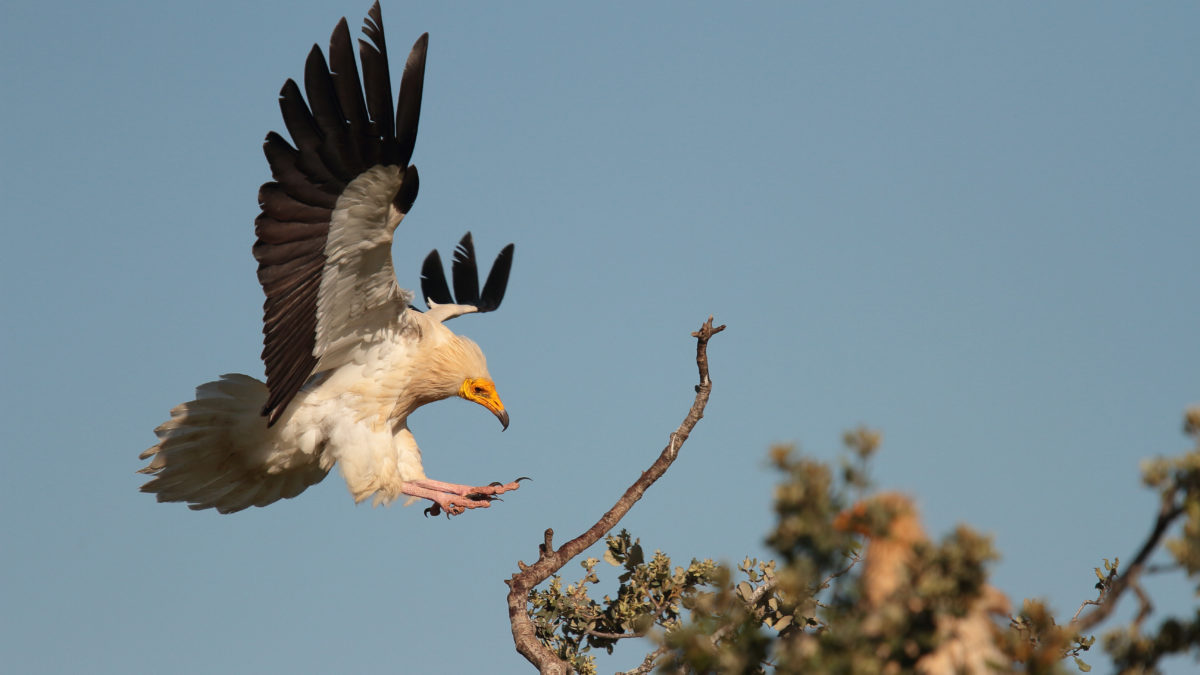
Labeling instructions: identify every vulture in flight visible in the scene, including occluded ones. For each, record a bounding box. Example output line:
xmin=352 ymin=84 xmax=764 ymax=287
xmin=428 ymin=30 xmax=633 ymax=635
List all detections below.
xmin=139 ymin=2 xmax=522 ymax=516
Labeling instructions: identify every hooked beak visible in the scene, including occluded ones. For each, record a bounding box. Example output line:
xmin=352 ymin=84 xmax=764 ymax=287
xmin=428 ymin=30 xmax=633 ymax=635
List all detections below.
xmin=459 ymin=377 xmax=509 ymax=431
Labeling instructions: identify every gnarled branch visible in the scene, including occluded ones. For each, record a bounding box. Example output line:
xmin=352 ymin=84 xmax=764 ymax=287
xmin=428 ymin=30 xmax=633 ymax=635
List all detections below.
xmin=505 ymin=316 xmax=726 ymax=674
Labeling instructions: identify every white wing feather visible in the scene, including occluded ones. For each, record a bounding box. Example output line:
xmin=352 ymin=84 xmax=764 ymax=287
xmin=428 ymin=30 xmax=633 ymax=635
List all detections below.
xmin=315 ymin=165 xmax=415 ymax=369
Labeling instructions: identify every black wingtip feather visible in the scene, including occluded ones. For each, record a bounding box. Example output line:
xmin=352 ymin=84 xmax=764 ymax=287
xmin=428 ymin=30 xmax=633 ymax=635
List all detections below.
xmin=304 ymin=45 xmax=356 ymax=182
xmin=358 ymin=2 xmax=395 ymax=151
xmin=328 ymin=17 xmax=370 ymax=169
xmin=394 ymin=33 xmax=428 ymax=167
xmin=421 ymin=234 xmax=514 ymax=313
xmin=421 ymin=250 xmax=453 ymax=307
xmin=393 ymin=164 xmax=419 ymax=215
xmin=451 ymin=233 xmax=480 ymax=307
xmin=478 ymin=244 xmax=515 ymax=312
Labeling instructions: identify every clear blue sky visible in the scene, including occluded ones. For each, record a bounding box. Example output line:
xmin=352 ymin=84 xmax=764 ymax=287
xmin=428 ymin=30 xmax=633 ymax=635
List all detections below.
xmin=2 ymin=1 xmax=1196 ymax=672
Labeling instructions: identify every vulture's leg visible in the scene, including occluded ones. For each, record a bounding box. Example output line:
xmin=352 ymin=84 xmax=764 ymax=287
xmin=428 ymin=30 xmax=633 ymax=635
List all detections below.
xmin=402 ymin=478 xmax=524 ymax=517
xmin=408 ymin=477 xmax=523 ymax=497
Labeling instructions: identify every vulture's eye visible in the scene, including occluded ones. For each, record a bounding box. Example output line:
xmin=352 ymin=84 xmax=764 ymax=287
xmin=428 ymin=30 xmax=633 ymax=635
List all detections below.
xmin=473 ymin=386 xmax=487 ymax=396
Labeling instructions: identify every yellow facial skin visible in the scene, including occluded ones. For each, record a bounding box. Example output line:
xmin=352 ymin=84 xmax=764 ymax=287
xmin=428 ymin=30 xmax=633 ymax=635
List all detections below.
xmin=459 ymin=377 xmax=509 ymax=430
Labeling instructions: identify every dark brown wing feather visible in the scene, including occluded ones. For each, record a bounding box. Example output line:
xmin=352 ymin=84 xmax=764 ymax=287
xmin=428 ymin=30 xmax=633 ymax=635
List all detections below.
xmin=358 ymin=3 xmax=395 ymax=162
xmin=253 ymin=2 xmax=428 ymax=425
xmin=328 ymin=19 xmax=370 ymax=171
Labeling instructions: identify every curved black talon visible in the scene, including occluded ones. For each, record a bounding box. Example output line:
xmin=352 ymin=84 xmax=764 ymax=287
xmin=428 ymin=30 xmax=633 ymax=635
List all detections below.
xmin=424 ymin=502 xmax=455 ymax=519
xmin=489 ymin=481 xmax=503 ymax=487
xmin=515 ymin=476 xmax=532 ymax=483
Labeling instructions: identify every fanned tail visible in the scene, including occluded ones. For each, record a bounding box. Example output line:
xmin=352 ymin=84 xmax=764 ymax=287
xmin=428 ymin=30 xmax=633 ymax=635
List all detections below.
xmin=139 ymin=374 xmax=328 ymax=514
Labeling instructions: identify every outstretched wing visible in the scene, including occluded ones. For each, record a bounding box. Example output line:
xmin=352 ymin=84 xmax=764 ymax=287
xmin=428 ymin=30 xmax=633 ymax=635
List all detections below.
xmin=253 ymin=2 xmax=426 ymax=425
xmin=420 ymin=232 xmax=515 ymax=321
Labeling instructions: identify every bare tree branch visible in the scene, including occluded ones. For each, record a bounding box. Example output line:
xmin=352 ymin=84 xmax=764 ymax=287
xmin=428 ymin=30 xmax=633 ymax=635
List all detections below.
xmin=505 ymin=316 xmax=726 ymax=674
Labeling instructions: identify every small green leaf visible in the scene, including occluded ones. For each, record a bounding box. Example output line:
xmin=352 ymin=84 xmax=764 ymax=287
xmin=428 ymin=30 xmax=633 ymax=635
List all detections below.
xmin=603 ymin=550 xmax=620 ymax=567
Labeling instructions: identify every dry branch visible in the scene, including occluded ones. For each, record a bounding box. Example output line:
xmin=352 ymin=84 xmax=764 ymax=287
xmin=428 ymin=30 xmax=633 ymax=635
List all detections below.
xmin=505 ymin=316 xmax=726 ymax=674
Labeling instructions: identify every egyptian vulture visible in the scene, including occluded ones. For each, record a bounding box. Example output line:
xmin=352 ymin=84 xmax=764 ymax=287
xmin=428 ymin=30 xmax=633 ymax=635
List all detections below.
xmin=139 ymin=2 xmax=522 ymax=517
xmin=834 ymin=493 xmax=1012 ymax=674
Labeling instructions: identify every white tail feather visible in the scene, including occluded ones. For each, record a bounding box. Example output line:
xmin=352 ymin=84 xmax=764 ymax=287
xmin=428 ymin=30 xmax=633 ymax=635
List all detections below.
xmin=139 ymin=374 xmax=328 ymax=514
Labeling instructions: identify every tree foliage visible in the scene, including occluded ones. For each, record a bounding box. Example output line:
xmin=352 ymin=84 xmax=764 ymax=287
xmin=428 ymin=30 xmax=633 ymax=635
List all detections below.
xmin=523 ymin=410 xmax=1200 ymax=673
xmin=507 ymin=321 xmax=1199 ymax=673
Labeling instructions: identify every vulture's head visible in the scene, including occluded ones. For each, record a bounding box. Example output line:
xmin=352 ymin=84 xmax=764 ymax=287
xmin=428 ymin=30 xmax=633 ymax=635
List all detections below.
xmin=416 ymin=333 xmax=508 ymax=430
xmin=458 ymin=376 xmax=508 ymax=430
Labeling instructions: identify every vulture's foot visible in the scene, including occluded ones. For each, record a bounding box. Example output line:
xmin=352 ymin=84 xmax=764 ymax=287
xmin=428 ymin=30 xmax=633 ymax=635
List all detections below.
xmin=404 ymin=477 xmax=525 ymax=517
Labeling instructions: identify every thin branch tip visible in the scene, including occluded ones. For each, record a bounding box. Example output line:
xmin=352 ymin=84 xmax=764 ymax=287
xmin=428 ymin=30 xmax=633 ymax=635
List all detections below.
xmin=505 ymin=316 xmax=725 ymax=672
xmin=691 ymin=315 xmax=726 ymax=340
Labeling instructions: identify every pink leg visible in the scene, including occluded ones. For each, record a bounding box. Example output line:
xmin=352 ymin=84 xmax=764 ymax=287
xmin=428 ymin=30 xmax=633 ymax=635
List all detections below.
xmin=402 ymin=477 xmax=527 ymax=517
xmin=407 ymin=478 xmax=523 ymax=497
